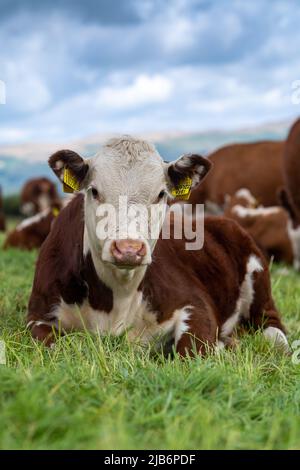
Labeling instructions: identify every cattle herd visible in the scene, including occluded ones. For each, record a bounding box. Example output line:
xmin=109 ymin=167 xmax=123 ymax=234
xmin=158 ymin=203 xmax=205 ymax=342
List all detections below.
xmin=1 ymin=116 xmax=300 ymax=357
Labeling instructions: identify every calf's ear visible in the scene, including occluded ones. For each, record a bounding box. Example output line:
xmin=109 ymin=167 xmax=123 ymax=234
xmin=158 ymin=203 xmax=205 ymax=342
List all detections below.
xmin=166 ymin=153 xmax=212 ymax=197
xmin=48 ymin=150 xmax=89 ymax=190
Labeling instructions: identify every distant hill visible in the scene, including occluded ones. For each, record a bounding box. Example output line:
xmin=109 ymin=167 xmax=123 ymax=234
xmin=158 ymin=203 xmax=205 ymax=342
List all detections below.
xmin=0 ymin=156 xmax=55 ymax=195
xmin=0 ymin=120 xmax=291 ymax=195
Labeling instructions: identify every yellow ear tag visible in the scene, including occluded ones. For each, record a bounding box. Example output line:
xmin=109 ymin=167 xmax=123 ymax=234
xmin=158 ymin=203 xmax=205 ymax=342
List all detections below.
xmin=63 ymin=168 xmax=80 ymax=193
xmin=171 ymin=176 xmax=192 ymax=200
xmin=52 ymin=207 xmax=60 ymax=217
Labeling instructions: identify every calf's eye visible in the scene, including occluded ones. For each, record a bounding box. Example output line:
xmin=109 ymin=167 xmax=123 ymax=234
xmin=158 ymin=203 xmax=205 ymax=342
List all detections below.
xmin=158 ymin=190 xmax=166 ymax=200
xmin=91 ymin=187 xmax=99 ymax=199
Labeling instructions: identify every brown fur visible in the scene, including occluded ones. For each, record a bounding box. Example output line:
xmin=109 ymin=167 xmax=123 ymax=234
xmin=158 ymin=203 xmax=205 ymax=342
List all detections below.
xmin=27 ymin=195 xmax=285 ymax=354
xmin=0 ymin=213 xmax=5 ymax=232
xmin=0 ymin=187 xmax=5 ymax=232
xmin=224 ymin=192 xmax=293 ymax=265
xmin=4 ymin=202 xmax=61 ymax=250
xmin=189 ymin=140 xmax=284 ymax=208
xmin=281 ymin=118 xmax=300 ymax=226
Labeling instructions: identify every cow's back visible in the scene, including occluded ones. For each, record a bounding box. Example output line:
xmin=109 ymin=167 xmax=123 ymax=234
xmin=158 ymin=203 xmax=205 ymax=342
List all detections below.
xmin=225 ymin=207 xmax=293 ymax=264
xmin=283 ymin=118 xmax=300 ymax=220
xmin=189 ymin=141 xmax=284 ymax=207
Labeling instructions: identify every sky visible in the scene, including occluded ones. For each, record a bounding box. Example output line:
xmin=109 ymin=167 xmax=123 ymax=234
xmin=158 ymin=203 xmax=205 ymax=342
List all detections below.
xmin=0 ymin=0 xmax=300 ymax=145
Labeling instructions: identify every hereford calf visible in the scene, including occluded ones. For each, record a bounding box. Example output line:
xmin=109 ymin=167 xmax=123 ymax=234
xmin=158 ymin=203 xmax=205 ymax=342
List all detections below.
xmin=27 ymin=137 xmax=288 ymax=355
xmin=281 ymin=118 xmax=300 ymax=271
xmin=224 ymin=189 xmax=294 ymax=266
xmin=4 ymin=202 xmax=61 ymax=250
xmin=188 ymin=140 xmax=285 ymax=211
xmin=21 ymin=177 xmax=59 ymax=216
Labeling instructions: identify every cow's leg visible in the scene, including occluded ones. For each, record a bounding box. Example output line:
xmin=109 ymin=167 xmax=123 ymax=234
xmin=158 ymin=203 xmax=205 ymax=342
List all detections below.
xmin=175 ymin=304 xmax=218 ymax=357
xmin=249 ymin=268 xmax=289 ymax=353
xmin=27 ymin=316 xmax=61 ymax=347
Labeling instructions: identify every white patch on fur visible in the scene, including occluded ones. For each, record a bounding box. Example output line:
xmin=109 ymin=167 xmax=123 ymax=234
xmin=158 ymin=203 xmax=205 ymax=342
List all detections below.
xmin=287 ymin=220 xmax=300 ymax=271
xmin=221 ymin=255 xmax=263 ymax=339
xmin=38 ymin=194 xmax=51 ymax=211
xmin=27 ymin=319 xmax=55 ymax=329
xmin=235 ymin=188 xmax=257 ymax=206
xmin=54 ymin=290 xmax=144 ymax=336
xmin=54 ymin=288 xmax=192 ymax=350
xmin=17 ymin=209 xmax=50 ymax=231
xmin=232 ymin=205 xmax=280 ymax=218
xmin=21 ymin=202 xmax=35 ymax=216
xmin=205 ymin=200 xmax=223 ymax=215
xmin=55 ymin=160 xmax=64 ymax=170
xmin=215 ymin=340 xmax=225 ymax=351
xmin=247 ymin=255 xmax=263 ymax=274
xmin=130 ymin=305 xmax=192 ymax=347
xmin=175 ymin=154 xmax=207 ymax=187
xmin=176 ymin=155 xmax=193 ymax=169
xmin=83 ymin=225 xmax=90 ymax=257
xmin=221 ymin=310 xmax=240 ymax=337
xmin=263 ymin=326 xmax=289 ymax=353
xmin=174 ymin=307 xmax=191 ymax=345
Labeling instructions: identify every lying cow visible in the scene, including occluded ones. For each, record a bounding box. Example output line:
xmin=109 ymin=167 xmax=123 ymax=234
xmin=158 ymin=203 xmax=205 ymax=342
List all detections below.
xmin=27 ymin=136 xmax=288 ymax=355
xmin=0 ymin=187 xmax=5 ymax=232
xmin=4 ymin=201 xmax=62 ymax=250
xmin=188 ymin=140 xmax=285 ymax=211
xmin=280 ymin=118 xmax=300 ymax=271
xmin=21 ymin=177 xmax=60 ymax=216
xmin=224 ymin=189 xmax=294 ymax=266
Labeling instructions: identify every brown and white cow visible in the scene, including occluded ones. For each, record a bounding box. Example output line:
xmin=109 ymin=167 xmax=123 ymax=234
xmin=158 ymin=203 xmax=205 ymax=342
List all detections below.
xmin=21 ymin=177 xmax=60 ymax=216
xmin=27 ymin=136 xmax=288 ymax=355
xmin=280 ymin=118 xmax=300 ymax=271
xmin=224 ymin=189 xmax=294 ymax=266
xmin=188 ymin=140 xmax=285 ymax=211
xmin=3 ymin=201 xmax=61 ymax=250
xmin=0 ymin=187 xmax=5 ymax=232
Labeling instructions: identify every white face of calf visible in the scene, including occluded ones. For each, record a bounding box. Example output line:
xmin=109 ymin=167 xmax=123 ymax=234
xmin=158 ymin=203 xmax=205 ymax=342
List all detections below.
xmin=49 ymin=136 xmax=211 ymax=271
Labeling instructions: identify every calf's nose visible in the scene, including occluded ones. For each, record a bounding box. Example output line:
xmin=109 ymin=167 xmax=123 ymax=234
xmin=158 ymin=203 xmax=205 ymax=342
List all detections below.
xmin=111 ymin=239 xmax=147 ymax=267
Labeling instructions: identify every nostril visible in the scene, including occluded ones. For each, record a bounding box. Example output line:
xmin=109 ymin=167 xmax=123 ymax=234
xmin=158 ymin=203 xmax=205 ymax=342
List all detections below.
xmin=112 ymin=239 xmax=147 ymax=259
xmin=137 ymin=242 xmax=146 ymax=256
xmin=111 ymin=240 xmax=122 ymax=255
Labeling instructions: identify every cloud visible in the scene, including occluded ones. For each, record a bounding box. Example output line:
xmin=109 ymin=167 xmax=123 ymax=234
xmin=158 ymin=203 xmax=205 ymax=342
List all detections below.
xmin=0 ymin=127 xmax=30 ymax=143
xmin=0 ymin=80 xmax=5 ymax=104
xmin=5 ymin=72 xmax=51 ymax=114
xmin=97 ymin=74 xmax=173 ymax=109
xmin=0 ymin=0 xmax=300 ymax=145
xmin=0 ymin=0 xmax=141 ymax=25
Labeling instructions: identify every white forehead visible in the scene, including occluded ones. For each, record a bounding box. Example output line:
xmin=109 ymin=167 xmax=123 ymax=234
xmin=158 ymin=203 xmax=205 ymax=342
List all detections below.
xmin=88 ymin=136 xmax=166 ymax=202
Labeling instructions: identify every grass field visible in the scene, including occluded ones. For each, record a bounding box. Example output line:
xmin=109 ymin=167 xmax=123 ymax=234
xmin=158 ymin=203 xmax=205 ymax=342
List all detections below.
xmin=0 ymin=226 xmax=300 ymax=450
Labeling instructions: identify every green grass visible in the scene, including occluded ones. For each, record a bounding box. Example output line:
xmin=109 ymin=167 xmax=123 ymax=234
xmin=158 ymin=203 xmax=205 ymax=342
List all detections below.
xmin=0 ymin=227 xmax=300 ymax=450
